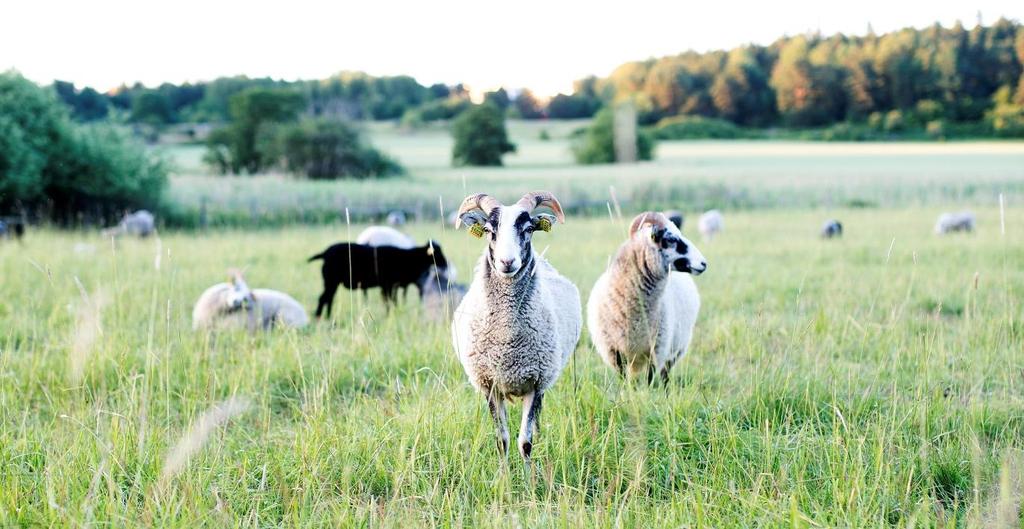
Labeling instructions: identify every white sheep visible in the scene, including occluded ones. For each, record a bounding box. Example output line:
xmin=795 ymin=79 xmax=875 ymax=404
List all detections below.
xmin=386 ymin=210 xmax=407 ymax=226
xmin=697 ymin=209 xmax=723 ymax=241
xmin=355 ymin=225 xmax=415 ymax=248
xmin=419 ymin=266 xmax=467 ymax=321
xmin=452 ymin=191 xmax=582 ymax=462
xmin=192 ymin=271 xmax=309 ymax=331
xmin=587 ymin=212 xmax=706 ymax=384
xmin=103 ymin=210 xmax=156 ymax=238
xmin=934 ymin=211 xmax=976 ymax=234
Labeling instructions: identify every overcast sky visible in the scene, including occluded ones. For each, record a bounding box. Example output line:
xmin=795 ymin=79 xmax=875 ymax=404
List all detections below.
xmin=1 ymin=0 xmax=1021 ymax=97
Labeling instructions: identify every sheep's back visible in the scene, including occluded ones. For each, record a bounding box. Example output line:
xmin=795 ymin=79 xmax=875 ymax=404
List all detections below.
xmin=253 ymin=289 xmax=309 ymax=328
xmin=192 ymin=283 xmax=232 ymax=329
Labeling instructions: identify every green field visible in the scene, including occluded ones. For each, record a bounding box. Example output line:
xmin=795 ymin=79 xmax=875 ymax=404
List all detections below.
xmin=2 ymin=202 xmax=1022 ymax=526
xmin=160 ymin=122 xmax=1024 ymax=227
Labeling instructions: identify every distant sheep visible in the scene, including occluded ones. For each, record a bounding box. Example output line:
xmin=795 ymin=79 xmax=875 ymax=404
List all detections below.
xmin=935 ymin=211 xmax=975 ymax=234
xmin=355 ymin=226 xmax=415 ymax=249
xmin=192 ymin=271 xmax=309 ymax=331
xmin=698 ymin=209 xmax=723 ymax=241
xmin=0 ymin=218 xmax=25 ymax=241
xmin=308 ymin=241 xmax=449 ymax=317
xmin=664 ymin=210 xmax=684 ymax=231
xmin=821 ymin=219 xmax=843 ymax=239
xmin=103 ymin=210 xmax=156 ymax=238
xmin=418 ymin=266 xmax=467 ymax=320
xmin=386 ymin=211 xmax=407 ymax=226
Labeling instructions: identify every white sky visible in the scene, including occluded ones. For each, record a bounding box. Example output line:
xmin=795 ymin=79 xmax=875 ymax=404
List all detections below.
xmin=1 ymin=0 xmax=1021 ymax=98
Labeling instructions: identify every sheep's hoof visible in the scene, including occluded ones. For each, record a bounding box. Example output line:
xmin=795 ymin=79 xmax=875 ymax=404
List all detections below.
xmin=520 ymin=441 xmax=532 ymax=460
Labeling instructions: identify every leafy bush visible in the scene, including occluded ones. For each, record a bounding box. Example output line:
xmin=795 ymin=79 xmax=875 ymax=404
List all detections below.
xmin=925 ymin=120 xmax=946 ymax=139
xmin=204 ymin=88 xmax=305 ymax=174
xmin=913 ymin=100 xmax=945 ymax=124
xmin=652 ymin=115 xmax=749 ymax=140
xmin=572 ymin=108 xmax=654 ymax=165
xmin=0 ymin=72 xmax=167 ymax=223
xmin=883 ymin=110 xmax=905 ymax=132
xmin=451 ymin=103 xmax=516 ymax=166
xmin=279 ymin=119 xmax=403 ymax=179
xmin=45 ymin=126 xmax=167 ymax=221
xmin=985 ymin=86 xmax=1024 ymax=138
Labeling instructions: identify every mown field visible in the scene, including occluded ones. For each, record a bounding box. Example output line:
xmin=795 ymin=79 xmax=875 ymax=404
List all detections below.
xmin=160 ymin=121 xmax=1024 ymax=227
xmin=1 ymin=203 xmax=1022 ymax=526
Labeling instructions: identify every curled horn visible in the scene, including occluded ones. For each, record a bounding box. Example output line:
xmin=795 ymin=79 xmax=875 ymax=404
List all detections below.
xmin=516 ymin=191 xmax=566 ymax=224
xmin=455 ymin=193 xmax=503 ymax=229
xmin=628 ymin=212 xmax=671 ymax=237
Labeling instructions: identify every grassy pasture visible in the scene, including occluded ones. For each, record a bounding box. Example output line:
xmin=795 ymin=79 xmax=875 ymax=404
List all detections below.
xmin=1 ymin=205 xmax=1022 ymax=526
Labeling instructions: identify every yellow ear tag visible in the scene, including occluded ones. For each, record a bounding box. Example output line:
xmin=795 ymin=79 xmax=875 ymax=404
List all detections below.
xmin=537 ymin=217 xmax=552 ymax=232
xmin=469 ymin=224 xmax=485 ymax=238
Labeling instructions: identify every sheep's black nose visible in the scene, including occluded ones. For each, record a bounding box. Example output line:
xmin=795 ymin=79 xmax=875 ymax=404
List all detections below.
xmin=499 ymin=258 xmax=515 ymax=271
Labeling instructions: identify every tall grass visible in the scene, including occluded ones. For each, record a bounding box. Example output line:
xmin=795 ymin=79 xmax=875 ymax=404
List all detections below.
xmin=1 ymin=206 xmax=1021 ymax=526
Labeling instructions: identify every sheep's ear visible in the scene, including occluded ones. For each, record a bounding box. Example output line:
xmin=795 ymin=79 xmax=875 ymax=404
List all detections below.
xmin=532 ymin=213 xmax=557 ymax=233
xmin=460 ymin=212 xmax=487 ymax=238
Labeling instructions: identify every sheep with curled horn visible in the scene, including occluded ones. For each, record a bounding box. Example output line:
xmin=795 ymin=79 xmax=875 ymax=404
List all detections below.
xmin=587 ymin=212 xmax=707 ymax=385
xmin=452 ymin=191 xmax=582 ymax=463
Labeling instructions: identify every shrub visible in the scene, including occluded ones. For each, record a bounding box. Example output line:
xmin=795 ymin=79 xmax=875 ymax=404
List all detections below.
xmin=867 ymin=112 xmax=884 ymax=130
xmin=0 ymin=72 xmax=167 ymax=223
xmin=279 ymin=119 xmax=403 ymax=179
xmin=653 ymin=115 xmax=747 ymax=140
xmin=926 ymin=119 xmax=946 ymax=139
xmin=913 ymin=100 xmax=945 ymax=124
xmin=572 ymin=108 xmax=654 ymax=165
xmin=204 ymin=88 xmax=305 ymax=174
xmin=45 ymin=126 xmax=167 ymax=222
xmin=883 ymin=110 xmax=905 ymax=132
xmin=451 ymin=103 xmax=516 ymax=166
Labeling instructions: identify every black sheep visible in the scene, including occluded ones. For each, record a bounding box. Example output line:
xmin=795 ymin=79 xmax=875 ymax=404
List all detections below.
xmin=308 ymin=241 xmax=449 ymax=318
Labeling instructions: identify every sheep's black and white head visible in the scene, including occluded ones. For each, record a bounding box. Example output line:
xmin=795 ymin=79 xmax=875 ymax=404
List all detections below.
xmin=226 ymin=270 xmax=256 ymax=311
xmin=456 ymin=191 xmax=565 ymax=278
xmin=630 ymin=212 xmax=707 ymax=275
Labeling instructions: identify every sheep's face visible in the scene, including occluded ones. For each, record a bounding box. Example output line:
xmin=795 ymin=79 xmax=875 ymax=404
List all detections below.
xmin=463 ymin=206 xmax=556 ymax=278
xmin=644 ymin=225 xmax=707 ymax=276
xmin=225 ymin=273 xmax=255 ymax=312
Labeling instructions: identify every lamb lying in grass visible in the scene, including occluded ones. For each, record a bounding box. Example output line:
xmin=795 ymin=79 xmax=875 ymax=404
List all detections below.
xmin=192 ymin=270 xmax=309 ymax=331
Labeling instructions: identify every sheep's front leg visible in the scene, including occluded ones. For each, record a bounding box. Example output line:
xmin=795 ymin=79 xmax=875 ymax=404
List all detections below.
xmin=487 ymin=390 xmax=509 ymax=458
xmin=518 ymin=390 xmax=543 ymax=461
xmin=659 ymin=358 xmax=674 ymax=387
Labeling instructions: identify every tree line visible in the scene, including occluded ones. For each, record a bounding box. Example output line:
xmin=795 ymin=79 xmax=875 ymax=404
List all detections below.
xmin=49 ymin=19 xmax=1023 ymax=137
xmin=604 ymin=18 xmax=1024 ymax=136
